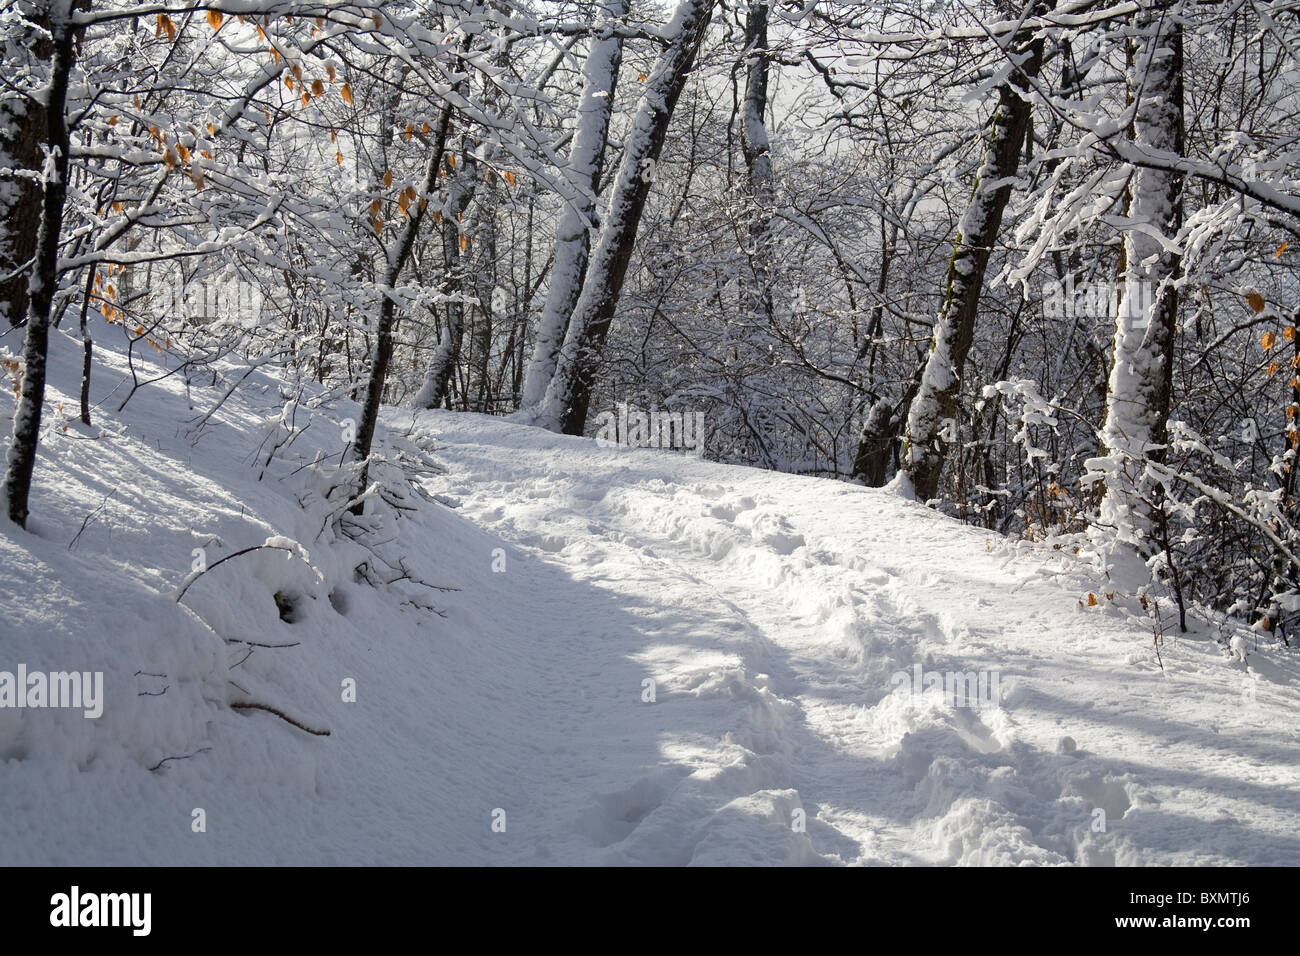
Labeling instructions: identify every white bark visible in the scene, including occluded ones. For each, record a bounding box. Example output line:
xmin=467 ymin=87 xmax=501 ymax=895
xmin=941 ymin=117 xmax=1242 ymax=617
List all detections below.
xmin=1095 ymin=3 xmax=1184 ymax=548
xmin=536 ymin=0 xmax=716 ymax=434
xmin=518 ymin=0 xmax=629 ymax=413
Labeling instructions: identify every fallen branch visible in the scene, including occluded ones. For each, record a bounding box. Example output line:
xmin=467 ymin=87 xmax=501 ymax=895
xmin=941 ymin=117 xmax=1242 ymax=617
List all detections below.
xmin=149 ymin=747 xmax=212 ymax=772
xmin=231 ymin=701 xmax=330 ymax=736
xmin=174 ymin=541 xmax=309 ymax=602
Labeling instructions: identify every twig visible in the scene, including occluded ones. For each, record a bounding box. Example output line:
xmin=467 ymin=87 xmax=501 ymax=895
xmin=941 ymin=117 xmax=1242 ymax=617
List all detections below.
xmin=174 ymin=543 xmax=298 ymax=602
xmin=149 ymin=747 xmax=212 ymax=772
xmin=68 ymin=485 xmax=118 ymax=550
xmin=230 ymin=701 xmax=330 ymax=736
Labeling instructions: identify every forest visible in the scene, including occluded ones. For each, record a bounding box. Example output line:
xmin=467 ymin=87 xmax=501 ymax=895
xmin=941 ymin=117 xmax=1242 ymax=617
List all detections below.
xmin=5 ymin=0 xmax=1298 ymax=638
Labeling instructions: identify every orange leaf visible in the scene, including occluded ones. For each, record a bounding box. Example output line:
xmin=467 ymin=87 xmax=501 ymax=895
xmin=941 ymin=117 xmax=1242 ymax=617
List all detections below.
xmin=1278 ymin=241 xmax=1289 ymax=259
xmin=372 ymin=217 xmax=383 ymax=234
xmin=1087 ymin=593 xmax=1097 ymax=606
xmin=312 ymin=78 xmax=324 ymax=97
xmin=301 ymin=92 xmax=310 ymax=107
xmin=421 ymin=121 xmax=430 ymax=134
xmin=1247 ymin=291 xmax=1267 ymax=314
xmin=327 ymin=64 xmax=337 ymax=83
xmin=335 ymin=151 xmax=343 ymax=166
xmin=1268 ymin=362 xmax=1280 ymax=378
xmin=638 ymin=72 xmax=647 ymax=82
xmin=340 ymin=84 xmax=353 ymax=105
xmin=206 ymin=10 xmax=223 ymax=31
xmin=503 ymin=170 xmax=515 ymax=186
xmin=285 ymin=75 xmax=294 ymax=90
xmin=383 ymin=169 xmax=393 ymax=188
xmin=404 ymin=123 xmax=413 ymax=141
xmin=459 ymin=233 xmax=467 ymax=253
xmin=447 ymin=154 xmax=456 ymax=169
xmin=369 ymin=199 xmax=382 ymax=216
xmin=1262 ymin=330 xmax=1277 ymax=350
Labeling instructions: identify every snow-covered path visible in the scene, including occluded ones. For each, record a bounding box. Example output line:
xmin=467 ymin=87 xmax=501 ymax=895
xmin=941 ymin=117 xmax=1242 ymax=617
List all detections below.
xmin=421 ymin=410 xmax=1300 ymax=866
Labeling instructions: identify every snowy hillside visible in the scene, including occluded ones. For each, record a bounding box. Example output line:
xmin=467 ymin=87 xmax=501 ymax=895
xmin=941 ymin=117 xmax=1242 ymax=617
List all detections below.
xmin=1 ymin=327 xmax=1297 ymax=867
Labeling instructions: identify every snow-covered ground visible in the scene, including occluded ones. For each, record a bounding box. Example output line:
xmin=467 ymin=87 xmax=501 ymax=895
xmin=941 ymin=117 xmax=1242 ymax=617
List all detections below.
xmin=1 ymin=327 xmax=1298 ymax=865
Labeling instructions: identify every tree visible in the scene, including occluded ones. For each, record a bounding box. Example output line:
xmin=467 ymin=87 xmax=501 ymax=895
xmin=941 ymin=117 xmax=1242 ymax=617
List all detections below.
xmin=1093 ymin=0 xmax=1184 ymax=552
xmin=536 ymin=0 xmax=716 ymax=435
xmin=903 ymin=1 xmax=1049 ymax=502
xmin=3 ymin=0 xmax=76 ymax=526
xmin=0 ymin=0 xmax=53 ymax=328
xmin=517 ymin=0 xmax=628 ymax=414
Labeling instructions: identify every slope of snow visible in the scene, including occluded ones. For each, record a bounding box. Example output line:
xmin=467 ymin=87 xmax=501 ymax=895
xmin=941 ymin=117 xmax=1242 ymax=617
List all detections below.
xmin=1 ymin=326 xmax=1297 ymax=865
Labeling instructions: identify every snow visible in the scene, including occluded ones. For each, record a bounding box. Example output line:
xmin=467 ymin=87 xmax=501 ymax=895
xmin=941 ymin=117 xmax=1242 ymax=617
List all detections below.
xmin=1 ymin=326 xmax=1298 ymax=865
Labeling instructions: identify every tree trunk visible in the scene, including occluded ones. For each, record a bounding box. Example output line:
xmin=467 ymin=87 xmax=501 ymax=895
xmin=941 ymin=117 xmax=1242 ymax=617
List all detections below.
xmin=3 ymin=9 xmax=74 ymax=527
xmin=537 ymin=0 xmax=715 ymax=435
xmin=851 ymin=217 xmax=900 ymax=485
xmin=0 ymin=6 xmax=53 ymax=328
xmin=351 ymin=101 xmax=456 ymax=494
xmin=903 ymin=3 xmax=1048 ymax=501
xmin=467 ymin=191 xmax=497 ymax=412
xmin=518 ymin=0 xmax=628 ymax=413
xmin=411 ymin=138 xmax=478 ymax=411
xmin=1096 ymin=3 xmax=1184 ymax=550
xmin=739 ymin=0 xmax=775 ymax=325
